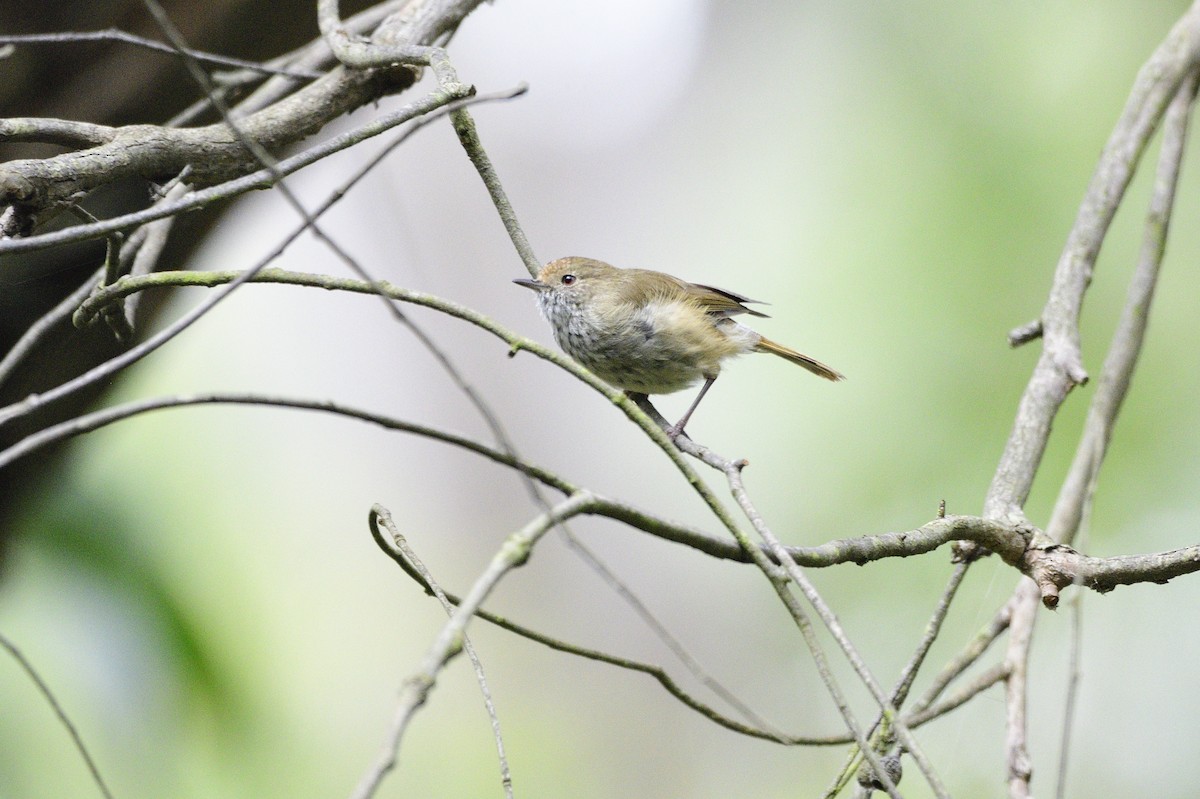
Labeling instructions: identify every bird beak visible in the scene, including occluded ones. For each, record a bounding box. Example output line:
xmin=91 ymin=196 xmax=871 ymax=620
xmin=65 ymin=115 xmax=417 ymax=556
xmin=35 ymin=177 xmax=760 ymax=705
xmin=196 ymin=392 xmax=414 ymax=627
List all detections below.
xmin=512 ymin=277 xmax=549 ymax=292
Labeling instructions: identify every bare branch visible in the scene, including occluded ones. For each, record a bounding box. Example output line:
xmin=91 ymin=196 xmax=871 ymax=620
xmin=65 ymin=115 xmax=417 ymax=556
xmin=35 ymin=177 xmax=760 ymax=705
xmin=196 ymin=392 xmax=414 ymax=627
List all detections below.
xmin=985 ymin=1 xmax=1200 ymax=521
xmin=725 ymin=461 xmax=946 ymax=799
xmin=0 ymin=85 xmax=501 ymax=255
xmin=0 ymin=0 xmax=486 ymax=217
xmin=451 ymin=107 xmax=541 ymax=276
xmin=0 ymin=118 xmax=118 ymax=148
xmin=1004 ymin=580 xmax=1040 ymax=799
xmin=351 ymin=492 xmax=595 ymax=799
xmin=906 ymin=664 xmax=1009 ymax=728
xmin=371 ymin=507 xmax=846 ymax=746
xmin=0 ymin=267 xmax=102 ymax=388
xmin=1047 ymin=68 xmax=1200 ymax=545
xmin=0 ymin=632 xmax=114 ymax=799
xmin=0 ymin=29 xmax=324 ymax=78
xmin=370 ymin=507 xmax=513 ymax=799
xmin=828 ymin=563 xmax=972 ymax=797
xmin=911 ymin=602 xmax=1012 ymax=715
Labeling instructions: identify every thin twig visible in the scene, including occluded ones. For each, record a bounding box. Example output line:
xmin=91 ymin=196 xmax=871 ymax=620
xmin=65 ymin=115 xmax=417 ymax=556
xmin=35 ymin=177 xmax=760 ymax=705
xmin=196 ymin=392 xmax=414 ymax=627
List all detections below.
xmin=553 ymin=527 xmax=791 ymax=739
xmin=0 ymin=632 xmax=114 ymax=799
xmin=450 ymin=107 xmax=540 ymax=276
xmin=828 ymin=562 xmax=972 ymax=795
xmin=0 ymin=29 xmax=324 ymax=78
xmin=0 ymin=391 xmax=759 ymax=573
xmin=906 ymin=664 xmax=1009 ymax=728
xmin=0 ymin=267 xmax=102 ymax=388
xmin=121 ymin=181 xmax=191 ymax=326
xmin=891 ymin=563 xmax=972 ymax=710
xmin=370 ymin=507 xmax=513 ymax=799
xmin=1046 ymin=65 xmax=1199 ymax=799
xmin=725 ymin=462 xmax=943 ymax=799
xmin=911 ymin=601 xmax=1012 ymax=715
xmin=0 ymin=90 xmax=508 ymax=431
xmin=1055 ymin=592 xmax=1083 ymax=799
xmin=349 ymin=492 xmax=595 ymax=799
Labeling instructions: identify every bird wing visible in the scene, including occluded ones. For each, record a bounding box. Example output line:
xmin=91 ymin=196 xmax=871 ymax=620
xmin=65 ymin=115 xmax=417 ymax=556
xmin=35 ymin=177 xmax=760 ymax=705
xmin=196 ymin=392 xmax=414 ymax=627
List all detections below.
xmin=686 ymin=282 xmax=771 ymax=318
xmin=617 ymin=269 xmax=770 ymax=318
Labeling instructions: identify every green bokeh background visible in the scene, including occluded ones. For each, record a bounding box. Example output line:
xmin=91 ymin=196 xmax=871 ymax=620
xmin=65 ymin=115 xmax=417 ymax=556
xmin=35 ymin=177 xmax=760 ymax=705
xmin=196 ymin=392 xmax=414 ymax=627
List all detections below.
xmin=4 ymin=2 xmax=1200 ymax=797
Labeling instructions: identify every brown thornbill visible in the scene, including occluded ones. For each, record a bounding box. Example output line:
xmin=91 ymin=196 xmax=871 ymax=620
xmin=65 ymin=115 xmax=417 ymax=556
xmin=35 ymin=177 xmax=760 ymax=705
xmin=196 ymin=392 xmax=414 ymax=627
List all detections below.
xmin=514 ymin=256 xmax=843 ymax=438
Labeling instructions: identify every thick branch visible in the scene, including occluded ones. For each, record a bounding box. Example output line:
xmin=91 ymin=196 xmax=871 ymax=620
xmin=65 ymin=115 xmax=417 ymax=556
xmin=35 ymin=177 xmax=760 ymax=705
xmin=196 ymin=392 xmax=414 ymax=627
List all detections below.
xmin=0 ymin=118 xmax=119 ymax=148
xmin=985 ymin=2 xmax=1200 ymax=520
xmin=0 ymin=0 xmax=486 ymax=214
xmin=1047 ymin=68 xmax=1200 ymax=545
xmin=1025 ymin=543 xmax=1200 ymax=606
xmin=0 ymin=73 xmax=392 ymax=210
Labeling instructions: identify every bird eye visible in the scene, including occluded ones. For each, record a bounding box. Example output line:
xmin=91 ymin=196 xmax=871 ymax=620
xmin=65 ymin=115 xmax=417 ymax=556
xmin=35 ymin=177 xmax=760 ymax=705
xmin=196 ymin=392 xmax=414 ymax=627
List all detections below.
xmin=561 ymin=274 xmax=576 ymax=285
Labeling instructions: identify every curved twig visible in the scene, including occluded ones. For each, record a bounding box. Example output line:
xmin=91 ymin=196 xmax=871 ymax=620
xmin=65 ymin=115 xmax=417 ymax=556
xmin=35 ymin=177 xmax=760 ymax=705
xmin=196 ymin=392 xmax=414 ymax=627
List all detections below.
xmin=0 ymin=632 xmax=114 ymax=799
xmin=350 ymin=492 xmax=595 ymax=799
xmin=370 ymin=506 xmax=513 ymax=798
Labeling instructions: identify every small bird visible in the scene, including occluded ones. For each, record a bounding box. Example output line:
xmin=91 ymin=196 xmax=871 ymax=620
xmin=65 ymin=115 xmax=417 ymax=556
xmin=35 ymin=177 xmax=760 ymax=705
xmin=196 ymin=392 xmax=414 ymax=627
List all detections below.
xmin=514 ymin=256 xmax=843 ymax=437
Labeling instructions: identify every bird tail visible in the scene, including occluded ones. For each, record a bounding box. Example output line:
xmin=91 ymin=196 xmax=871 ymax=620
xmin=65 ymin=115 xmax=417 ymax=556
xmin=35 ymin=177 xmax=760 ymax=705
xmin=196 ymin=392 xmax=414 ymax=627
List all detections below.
xmin=756 ymin=336 xmax=844 ymax=381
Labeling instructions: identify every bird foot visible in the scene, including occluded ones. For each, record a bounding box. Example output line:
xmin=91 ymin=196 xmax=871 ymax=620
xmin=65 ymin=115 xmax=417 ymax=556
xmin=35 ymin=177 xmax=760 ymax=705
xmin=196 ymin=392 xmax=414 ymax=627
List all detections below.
xmin=665 ymin=422 xmax=692 ymax=442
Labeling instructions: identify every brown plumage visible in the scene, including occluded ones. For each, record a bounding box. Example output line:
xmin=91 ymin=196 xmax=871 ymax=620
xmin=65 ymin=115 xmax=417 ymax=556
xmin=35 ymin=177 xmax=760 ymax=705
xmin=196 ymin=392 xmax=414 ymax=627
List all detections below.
xmin=514 ymin=256 xmax=843 ymax=436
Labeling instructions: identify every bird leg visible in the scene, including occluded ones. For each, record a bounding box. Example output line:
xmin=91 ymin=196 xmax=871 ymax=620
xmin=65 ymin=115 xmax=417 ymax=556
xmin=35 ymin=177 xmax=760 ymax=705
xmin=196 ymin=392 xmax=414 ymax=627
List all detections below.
xmin=627 ymin=391 xmax=687 ymax=441
xmin=666 ymin=376 xmax=716 ymax=440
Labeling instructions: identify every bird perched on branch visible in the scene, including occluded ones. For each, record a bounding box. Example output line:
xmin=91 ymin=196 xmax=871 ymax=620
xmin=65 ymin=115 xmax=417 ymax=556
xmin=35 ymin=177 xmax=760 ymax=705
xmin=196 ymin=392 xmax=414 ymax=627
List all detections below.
xmin=514 ymin=256 xmax=843 ymax=438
